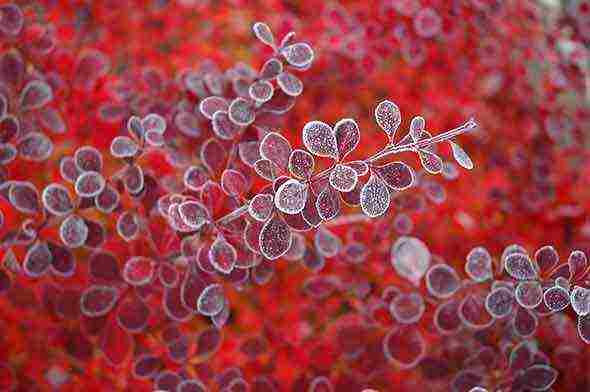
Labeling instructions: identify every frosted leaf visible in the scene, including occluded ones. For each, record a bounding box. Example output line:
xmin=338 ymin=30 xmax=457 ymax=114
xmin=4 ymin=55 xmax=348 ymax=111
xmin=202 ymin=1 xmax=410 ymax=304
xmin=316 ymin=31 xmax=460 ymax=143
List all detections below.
xmin=391 ymin=236 xmax=430 ymax=286
xmin=418 ymin=149 xmax=443 ymax=174
xmin=280 ymin=31 xmax=296 ymax=48
xmin=209 ymin=234 xmax=237 ymax=274
xmin=80 ymin=285 xmax=119 ymax=317
xmin=360 ymin=174 xmax=390 ymax=218
xmin=425 ymin=264 xmax=460 ymax=298
xmin=314 ymin=228 xmax=342 ymax=258
xmin=162 ymin=286 xmax=192 ymax=322
xmin=20 ymin=80 xmax=53 ymax=111
xmin=249 ymin=194 xmax=274 ymax=222
xmin=555 ymin=276 xmax=570 ymax=291
xmin=75 ymin=171 xmax=105 ymax=197
xmin=95 ymin=184 xmax=120 ymax=213
xmin=60 ymin=157 xmax=79 ymax=183
xmin=302 ymin=121 xmax=338 ymax=159
xmin=178 ymin=200 xmax=209 ymax=230
xmin=23 ymin=241 xmax=52 ymax=277
xmin=485 ymin=287 xmax=514 ymax=318
xmin=110 ymin=136 xmax=138 ymax=158
xmin=141 ymin=113 xmax=166 ymax=134
xmin=59 ymin=214 xmax=88 ymax=248
xmin=571 ymin=286 xmax=590 ymax=316
xmin=568 ymin=250 xmax=587 ymax=278
xmin=260 ymin=132 xmax=292 ymax=169
xmin=42 ymin=183 xmax=74 ymax=216
xmin=238 ymin=141 xmax=261 ymax=167
xmin=288 ymin=149 xmax=315 ymax=179
xmin=332 ymin=118 xmax=360 ymax=160
xmin=434 ymin=299 xmax=462 ymax=335
xmin=199 ymin=96 xmax=228 ymax=120
xmin=212 ymin=110 xmax=241 ymax=140
xmin=221 ymin=169 xmax=247 ymax=196
xmin=374 ymin=100 xmax=401 ymax=141
xmin=197 ymin=283 xmax=225 ymax=316
xmin=274 ymin=179 xmax=307 ymax=215
xmin=373 ymin=162 xmax=414 ymax=191
xmin=259 ymin=214 xmax=292 ymax=260
xmin=277 ymin=72 xmax=303 ymax=97
xmin=409 ymin=116 xmax=425 ymax=141
xmin=442 ymin=161 xmax=460 ymax=179
xmin=465 ymin=247 xmax=493 ymax=282
xmin=252 ymin=22 xmax=275 ymax=48
xmin=183 ymin=166 xmax=208 ymax=191
xmin=259 ymin=58 xmax=283 ymax=80
xmin=249 ymin=80 xmax=274 ymax=103
xmin=459 ymin=294 xmax=494 ymax=329
xmin=123 ymin=256 xmax=155 ymax=286
xmin=254 ymin=159 xmax=279 ymax=182
xmin=390 ymin=292 xmax=425 ymax=324
xmin=316 ymin=186 xmax=340 ymax=221
xmin=544 ymin=286 xmax=570 ymax=311
xmin=513 ymin=306 xmax=538 ymax=338
xmin=116 ymin=212 xmax=139 ymax=241
xmin=578 ymin=314 xmax=590 ymax=343
xmin=522 ymin=365 xmax=558 ymax=391
xmin=282 ymin=42 xmax=314 ymax=68
xmin=0 ymin=143 xmax=16 ymax=164
xmin=0 ymin=115 xmax=18 ymax=143
xmin=515 ymin=281 xmax=543 ymax=309
xmin=505 ymin=253 xmax=537 ymax=280
xmin=74 ymin=146 xmax=103 ymax=172
xmin=127 ymin=115 xmax=144 ymax=140
xmin=9 ymin=181 xmax=40 ymax=214
xmin=201 ymin=138 xmax=226 ymax=176
xmin=212 ymin=300 xmax=230 ymax=328
xmin=123 ymin=164 xmax=144 ymax=195
xmin=450 ymin=141 xmax=474 ymax=170
xmin=17 ymin=132 xmax=53 ymax=161
xmin=534 ymin=245 xmax=559 ymax=274
xmin=383 ymin=327 xmax=425 ymax=369
xmin=228 ymin=97 xmax=255 ymax=126
xmin=329 ymin=164 xmax=357 ymax=193
xmin=174 ymin=111 xmax=200 ymax=138
xmin=0 ymin=4 xmax=23 ymax=35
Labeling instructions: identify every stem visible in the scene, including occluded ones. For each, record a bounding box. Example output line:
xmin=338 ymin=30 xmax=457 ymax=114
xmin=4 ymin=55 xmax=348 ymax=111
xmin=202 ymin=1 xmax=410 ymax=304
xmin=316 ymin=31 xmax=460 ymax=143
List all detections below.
xmin=215 ymin=204 xmax=249 ymax=225
xmin=367 ymin=117 xmax=478 ymax=163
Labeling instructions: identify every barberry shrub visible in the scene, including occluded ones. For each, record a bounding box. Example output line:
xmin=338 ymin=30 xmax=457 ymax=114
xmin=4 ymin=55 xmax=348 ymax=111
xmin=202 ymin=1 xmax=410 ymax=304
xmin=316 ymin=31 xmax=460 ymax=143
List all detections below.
xmin=0 ymin=1 xmax=588 ymax=391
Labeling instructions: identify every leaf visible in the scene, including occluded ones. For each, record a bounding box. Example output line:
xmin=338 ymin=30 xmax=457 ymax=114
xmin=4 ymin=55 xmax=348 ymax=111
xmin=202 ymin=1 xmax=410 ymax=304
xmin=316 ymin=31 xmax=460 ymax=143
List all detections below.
xmin=277 ymin=72 xmax=303 ymax=97
xmin=17 ymin=132 xmax=53 ymax=161
xmin=391 ymin=236 xmax=430 ymax=286
xmin=360 ymin=173 xmax=390 ymax=218
xmin=449 ymin=141 xmax=474 ymax=170
xmin=259 ymin=58 xmax=283 ymax=80
xmin=228 ymin=97 xmax=255 ymax=126
xmin=334 ymin=118 xmax=360 ymax=160
xmin=199 ymin=96 xmax=228 ymax=120
xmin=221 ymin=169 xmax=248 ymax=196
xmin=465 ymin=247 xmax=493 ymax=282
xmin=20 ymin=80 xmax=53 ymax=111
xmin=315 ymin=186 xmax=341 ymax=221
xmin=302 ymin=121 xmax=338 ymax=159
xmin=249 ymin=80 xmax=274 ymax=103
xmin=80 ymin=285 xmax=119 ymax=317
xmin=409 ymin=116 xmax=425 ymax=141
xmin=75 ymin=171 xmax=105 ymax=197
xmin=281 ymin=42 xmax=314 ymax=68
xmin=59 ymin=214 xmax=89 ymax=248
xmin=373 ymin=161 xmax=414 ymax=191
xmin=252 ymin=22 xmax=275 ymax=48
xmin=110 ymin=136 xmax=139 ymax=158
xmin=484 ymin=287 xmax=514 ymax=318
xmin=197 ymin=283 xmax=225 ymax=316
xmin=123 ymin=256 xmax=155 ymax=286
xmin=248 ymin=194 xmax=274 ymax=222
xmin=42 ymin=183 xmax=74 ymax=216
xmin=74 ymin=146 xmax=103 ymax=172
xmin=288 ymin=149 xmax=315 ymax=179
xmin=274 ymin=179 xmax=308 ymax=215
xmin=425 ymin=264 xmax=460 ymax=299
xmin=260 ymin=132 xmax=292 ymax=170
xmin=259 ymin=214 xmax=292 ymax=260
xmin=418 ymin=149 xmax=443 ymax=174
xmin=329 ymin=164 xmax=357 ymax=192
xmin=209 ymin=234 xmax=237 ymax=274
xmin=374 ymin=100 xmax=401 ymax=142
xmin=505 ymin=253 xmax=537 ymax=280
